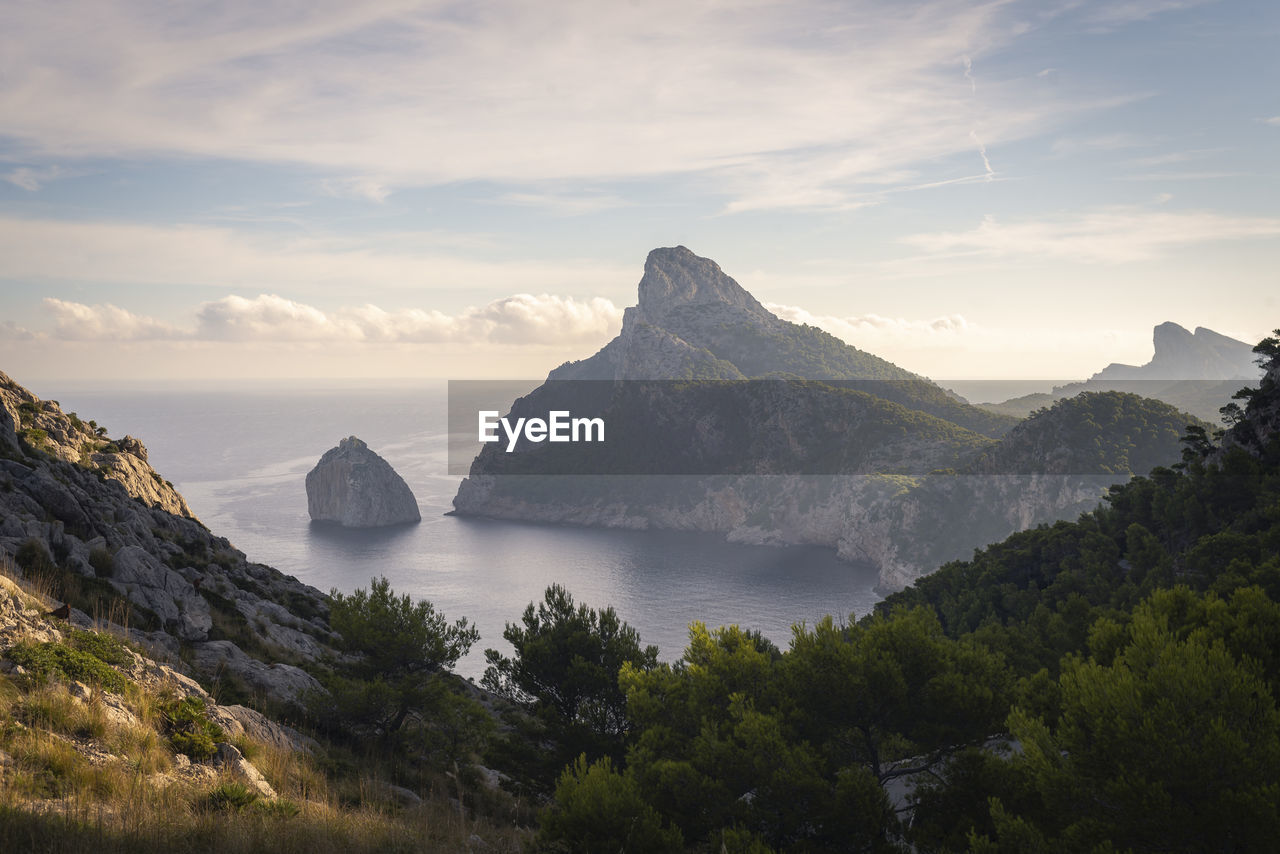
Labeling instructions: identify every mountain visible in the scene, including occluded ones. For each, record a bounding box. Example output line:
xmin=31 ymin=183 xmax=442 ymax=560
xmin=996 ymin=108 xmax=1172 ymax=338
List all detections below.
xmin=980 ymin=321 xmax=1262 ymax=422
xmin=453 ymin=248 xmax=1205 ymax=590
xmin=549 ymin=246 xmax=1014 ymax=436
xmin=1091 ymin=321 xmax=1259 ymax=381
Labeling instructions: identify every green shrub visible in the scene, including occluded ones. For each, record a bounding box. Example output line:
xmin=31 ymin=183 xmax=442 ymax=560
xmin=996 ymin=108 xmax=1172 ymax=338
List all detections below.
xmin=67 ymin=629 xmax=133 ymax=668
xmin=15 ymin=538 xmax=55 ymax=575
xmin=160 ymin=696 xmax=223 ymax=761
xmin=255 ymin=798 xmax=301 ymax=818
xmin=6 ymin=639 xmax=129 ymax=693
xmin=208 ymin=781 xmax=260 ymax=811
xmin=537 ymin=755 xmax=683 ymax=853
xmin=88 ymin=547 xmax=115 ymax=579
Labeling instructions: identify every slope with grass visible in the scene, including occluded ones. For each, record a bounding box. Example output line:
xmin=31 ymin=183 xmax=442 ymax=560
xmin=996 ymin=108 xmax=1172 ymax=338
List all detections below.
xmin=0 ymin=567 xmax=528 ymax=853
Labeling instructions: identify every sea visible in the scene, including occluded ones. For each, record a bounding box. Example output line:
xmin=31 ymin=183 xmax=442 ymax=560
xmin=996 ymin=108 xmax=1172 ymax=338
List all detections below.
xmin=39 ymin=380 xmax=892 ymax=679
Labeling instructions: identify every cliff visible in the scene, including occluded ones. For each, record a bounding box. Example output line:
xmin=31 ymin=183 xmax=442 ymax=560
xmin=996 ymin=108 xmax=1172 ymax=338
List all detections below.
xmin=306 ymin=436 xmax=421 ymax=528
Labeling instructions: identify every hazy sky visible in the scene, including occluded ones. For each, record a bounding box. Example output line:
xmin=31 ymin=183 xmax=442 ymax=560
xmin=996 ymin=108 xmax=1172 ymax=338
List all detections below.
xmin=1 ymin=0 xmax=1276 ymax=384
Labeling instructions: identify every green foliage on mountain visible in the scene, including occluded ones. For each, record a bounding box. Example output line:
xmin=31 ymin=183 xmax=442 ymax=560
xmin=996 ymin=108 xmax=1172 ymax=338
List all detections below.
xmin=963 ymin=390 xmax=1209 ymax=475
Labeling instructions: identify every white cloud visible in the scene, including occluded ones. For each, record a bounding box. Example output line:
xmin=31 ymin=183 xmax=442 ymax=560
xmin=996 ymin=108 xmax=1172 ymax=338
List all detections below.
xmin=43 ymin=298 xmax=181 ymax=340
xmin=899 ymin=207 xmax=1280 ymax=264
xmin=318 ymin=176 xmax=393 ymax=203
xmin=2 ymin=166 xmax=64 ymax=191
xmin=1266 ymin=116 xmax=1280 ymax=126
xmin=0 ymin=216 xmax=631 ymax=294
xmin=0 ymin=0 xmax=1090 ymax=211
xmin=39 ymin=293 xmax=623 ymax=347
xmin=1082 ymin=0 xmax=1218 ymax=27
xmin=766 ymin=303 xmax=971 ymax=349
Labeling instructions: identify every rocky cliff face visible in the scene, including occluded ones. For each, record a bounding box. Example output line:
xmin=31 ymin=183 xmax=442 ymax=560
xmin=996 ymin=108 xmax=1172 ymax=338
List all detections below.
xmin=0 ymin=372 xmax=193 ymax=518
xmin=0 ymin=370 xmax=335 ymax=707
xmin=306 ymin=436 xmax=420 ymax=528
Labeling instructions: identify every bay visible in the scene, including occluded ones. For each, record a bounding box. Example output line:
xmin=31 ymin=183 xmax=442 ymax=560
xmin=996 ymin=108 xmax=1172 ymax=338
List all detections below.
xmin=46 ymin=381 xmax=882 ymax=679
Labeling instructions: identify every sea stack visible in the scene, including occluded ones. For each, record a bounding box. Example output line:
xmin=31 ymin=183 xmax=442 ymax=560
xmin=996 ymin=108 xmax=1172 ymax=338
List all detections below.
xmin=306 ymin=436 xmax=421 ymax=528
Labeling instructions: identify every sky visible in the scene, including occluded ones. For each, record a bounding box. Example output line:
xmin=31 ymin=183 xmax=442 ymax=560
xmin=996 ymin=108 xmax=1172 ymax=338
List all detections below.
xmin=0 ymin=0 xmax=1277 ymax=385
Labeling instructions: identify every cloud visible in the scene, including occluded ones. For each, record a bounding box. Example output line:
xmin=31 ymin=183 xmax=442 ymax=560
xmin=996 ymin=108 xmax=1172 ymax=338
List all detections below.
xmin=39 ymin=293 xmax=623 ymax=347
xmin=1050 ymin=133 xmax=1148 ymax=155
xmin=498 ymin=192 xmax=627 ymax=216
xmin=2 ymin=166 xmax=64 ymax=191
xmin=1266 ymin=117 xmax=1280 ymax=126
xmin=0 ymin=321 xmax=38 ymax=341
xmin=0 ymin=0 xmax=1094 ymax=211
xmin=765 ymin=303 xmax=971 ymax=348
xmin=1081 ymin=0 xmax=1219 ymax=27
xmin=319 ymin=176 xmax=393 ymax=203
xmin=899 ymin=207 xmax=1280 ymax=264
xmin=0 ymin=216 xmax=631 ymax=294
xmin=43 ymin=298 xmax=181 ymax=340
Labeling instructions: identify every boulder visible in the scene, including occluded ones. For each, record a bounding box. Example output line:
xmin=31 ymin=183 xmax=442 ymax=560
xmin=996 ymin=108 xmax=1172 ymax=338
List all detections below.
xmin=305 ymin=436 xmax=420 ymax=528
xmin=213 ymin=742 xmax=277 ymax=799
xmin=190 ymin=640 xmax=325 ymax=707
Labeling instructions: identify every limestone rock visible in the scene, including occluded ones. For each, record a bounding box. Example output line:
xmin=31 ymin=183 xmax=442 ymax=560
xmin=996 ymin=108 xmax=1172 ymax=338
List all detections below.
xmin=190 ymin=640 xmax=325 ymax=706
xmin=214 ymin=704 xmax=320 ymax=756
xmin=214 ymin=742 xmax=277 ymax=799
xmin=306 ymin=436 xmax=420 ymax=528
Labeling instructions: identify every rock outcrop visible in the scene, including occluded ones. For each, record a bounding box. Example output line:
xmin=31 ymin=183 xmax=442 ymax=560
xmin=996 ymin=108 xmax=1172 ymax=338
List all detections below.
xmin=0 ymin=372 xmax=193 ymax=518
xmin=306 ymin=436 xmax=420 ymax=528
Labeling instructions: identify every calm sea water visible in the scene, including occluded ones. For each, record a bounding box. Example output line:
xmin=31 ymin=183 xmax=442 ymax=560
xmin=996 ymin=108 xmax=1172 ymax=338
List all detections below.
xmin=42 ymin=381 xmax=882 ymax=679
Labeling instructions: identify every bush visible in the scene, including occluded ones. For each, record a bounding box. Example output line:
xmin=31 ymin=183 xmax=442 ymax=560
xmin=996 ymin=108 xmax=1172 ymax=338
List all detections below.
xmin=6 ymin=639 xmax=129 ymax=693
xmin=15 ymin=538 xmax=55 ymax=575
xmin=67 ymin=628 xmax=133 ymax=668
xmin=160 ymin=696 xmax=223 ymax=761
xmin=88 ymin=547 xmax=114 ymax=579
xmin=208 ymin=781 xmax=260 ymax=811
xmin=537 ymin=755 xmax=682 ymax=853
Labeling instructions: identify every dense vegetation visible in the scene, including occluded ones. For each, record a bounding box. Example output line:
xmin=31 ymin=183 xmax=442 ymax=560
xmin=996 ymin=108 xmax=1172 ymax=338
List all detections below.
xmin=486 ymin=331 xmax=1280 ymax=851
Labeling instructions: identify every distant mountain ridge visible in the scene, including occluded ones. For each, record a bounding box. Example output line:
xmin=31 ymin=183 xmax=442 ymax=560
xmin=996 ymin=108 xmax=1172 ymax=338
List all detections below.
xmin=1091 ymin=321 xmax=1259 ymax=382
xmin=454 ymin=247 xmax=1205 ymax=590
xmin=980 ymin=322 xmax=1262 ymax=422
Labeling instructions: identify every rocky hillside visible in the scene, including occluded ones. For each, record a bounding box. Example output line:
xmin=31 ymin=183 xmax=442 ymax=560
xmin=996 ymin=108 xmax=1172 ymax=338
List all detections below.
xmin=0 ymin=370 xmax=333 ymax=709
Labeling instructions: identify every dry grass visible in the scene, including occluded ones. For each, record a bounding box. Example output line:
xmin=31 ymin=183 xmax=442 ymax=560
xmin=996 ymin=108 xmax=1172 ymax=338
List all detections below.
xmin=0 ymin=564 xmax=532 ymax=853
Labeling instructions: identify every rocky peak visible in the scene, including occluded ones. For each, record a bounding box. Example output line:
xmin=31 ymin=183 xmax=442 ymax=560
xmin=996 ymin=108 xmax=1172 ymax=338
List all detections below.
xmin=633 ymin=246 xmax=773 ymax=327
xmin=1092 ymin=322 xmax=1260 ymax=383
